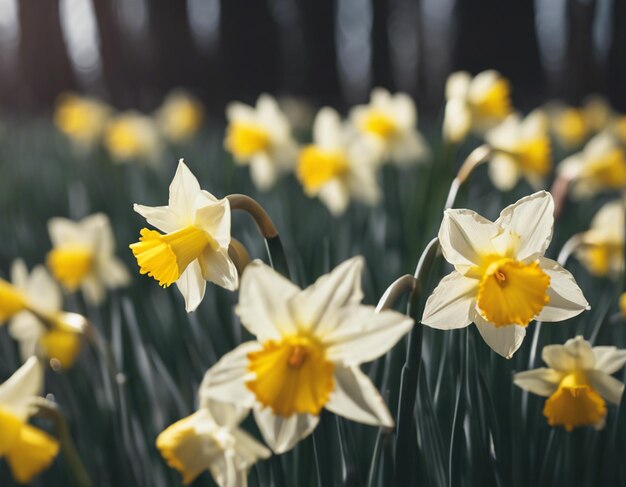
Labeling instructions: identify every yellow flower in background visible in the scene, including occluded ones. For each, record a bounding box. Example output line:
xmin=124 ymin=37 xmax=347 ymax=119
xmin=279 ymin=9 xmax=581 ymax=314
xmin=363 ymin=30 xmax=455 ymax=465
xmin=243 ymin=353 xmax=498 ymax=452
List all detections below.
xmin=157 ymin=399 xmax=270 ymax=486
xmin=422 ymin=192 xmax=589 ymax=358
xmin=130 ymin=160 xmax=238 ymax=312
xmin=47 ymin=213 xmax=130 ymax=305
xmin=54 ymin=93 xmax=111 ymax=149
xmin=619 ymin=293 xmax=626 ymax=317
xmin=0 ymin=357 xmax=60 ymax=483
xmin=514 ymin=336 xmax=626 ymax=431
xmin=547 ymin=96 xmax=612 ymax=149
xmin=105 ymin=111 xmax=163 ymax=164
xmin=350 ymin=88 xmax=430 ymax=166
xmin=296 ymin=107 xmax=381 ymax=216
xmin=575 ymin=200 xmax=624 ymax=278
xmin=200 ymin=257 xmax=413 ymax=453
xmin=225 ymin=95 xmax=297 ymax=191
xmin=443 ymin=70 xmax=512 ymax=143
xmin=156 ymin=90 xmax=204 ymax=143
xmin=558 ymin=132 xmax=626 ymax=199
xmin=485 ymin=110 xmax=551 ymax=191
xmin=3 ymin=260 xmax=86 ymax=369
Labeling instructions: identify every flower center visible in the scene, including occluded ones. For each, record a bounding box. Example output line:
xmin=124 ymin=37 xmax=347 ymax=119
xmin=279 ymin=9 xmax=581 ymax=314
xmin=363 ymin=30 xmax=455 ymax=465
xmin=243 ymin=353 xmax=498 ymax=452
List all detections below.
xmin=106 ymin=120 xmax=145 ymax=158
xmin=0 ymin=280 xmax=28 ymax=322
xmin=246 ymin=335 xmax=335 ymax=417
xmin=515 ymin=137 xmax=551 ymax=175
xmin=555 ymin=109 xmax=587 ymax=146
xmin=297 ymin=146 xmax=348 ymax=193
xmin=225 ymin=122 xmax=271 ymax=158
xmin=578 ymin=241 xmax=623 ymax=277
xmin=543 ymin=372 xmax=607 ymax=431
xmin=129 ymin=226 xmax=213 ymax=287
xmin=473 ymin=79 xmax=511 ymax=119
xmin=581 ymin=148 xmax=626 ymax=189
xmin=46 ymin=245 xmax=94 ymax=291
xmin=361 ymin=111 xmax=398 ymax=139
xmin=476 ymin=258 xmax=550 ymax=327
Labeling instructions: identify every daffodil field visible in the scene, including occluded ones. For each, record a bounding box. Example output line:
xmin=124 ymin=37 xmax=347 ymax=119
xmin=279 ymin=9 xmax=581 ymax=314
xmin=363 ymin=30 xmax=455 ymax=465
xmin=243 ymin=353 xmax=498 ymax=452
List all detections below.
xmin=1 ymin=75 xmax=626 ymax=487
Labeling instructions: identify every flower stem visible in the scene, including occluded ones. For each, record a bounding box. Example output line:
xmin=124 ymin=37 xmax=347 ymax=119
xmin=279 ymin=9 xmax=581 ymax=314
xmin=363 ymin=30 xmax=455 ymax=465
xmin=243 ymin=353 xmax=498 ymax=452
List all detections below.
xmin=444 ymin=144 xmax=493 ymax=210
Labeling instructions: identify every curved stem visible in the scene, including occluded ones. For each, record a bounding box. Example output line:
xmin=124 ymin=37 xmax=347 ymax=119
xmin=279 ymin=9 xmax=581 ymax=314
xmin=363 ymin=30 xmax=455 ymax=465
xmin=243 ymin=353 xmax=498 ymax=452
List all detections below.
xmin=227 ymin=194 xmax=278 ymax=239
xmin=228 ymin=238 xmax=251 ymax=276
xmin=550 ymin=172 xmax=572 ymax=219
xmin=444 ymin=144 xmax=493 ymax=210
xmin=375 ymin=274 xmax=417 ymax=313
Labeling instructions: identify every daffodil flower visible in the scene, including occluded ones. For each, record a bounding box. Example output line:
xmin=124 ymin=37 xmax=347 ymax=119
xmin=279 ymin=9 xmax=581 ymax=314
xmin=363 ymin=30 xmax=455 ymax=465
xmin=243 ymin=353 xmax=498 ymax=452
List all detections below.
xmin=225 ymin=95 xmax=297 ymax=191
xmin=0 ymin=357 xmax=60 ymax=483
xmin=156 ymin=90 xmax=204 ymax=143
xmin=199 ymin=257 xmax=413 ymax=453
xmin=54 ymin=93 xmax=111 ymax=149
xmin=514 ymin=336 xmax=626 ymax=431
xmin=422 ymin=191 xmax=588 ymax=359
xmin=105 ymin=111 xmax=163 ymax=164
xmin=157 ymin=399 xmax=270 ymax=486
xmin=485 ymin=110 xmax=551 ymax=191
xmin=443 ymin=70 xmax=512 ymax=144
xmin=558 ymin=132 xmax=626 ymax=199
xmin=47 ymin=213 xmax=130 ymax=305
xmin=2 ymin=260 xmax=86 ymax=369
xmin=350 ymin=88 xmax=430 ymax=166
xmin=296 ymin=107 xmax=381 ymax=216
xmin=130 ymin=160 xmax=238 ymax=312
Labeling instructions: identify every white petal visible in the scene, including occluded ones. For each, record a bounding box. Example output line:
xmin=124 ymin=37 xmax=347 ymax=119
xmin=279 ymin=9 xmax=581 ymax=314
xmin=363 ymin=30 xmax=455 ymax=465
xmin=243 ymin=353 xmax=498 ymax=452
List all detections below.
xmin=445 ymin=71 xmax=471 ymax=99
xmin=421 ymin=271 xmax=477 ymax=330
xmin=195 ymin=197 xmax=231 ymax=249
xmin=47 ymin=217 xmax=81 ymax=246
xmin=473 ymin=312 xmax=526 ymax=359
xmin=26 ymin=266 xmax=61 ymax=314
xmin=443 ymin=98 xmax=471 ymax=144
xmin=439 ymin=209 xmax=498 ymax=270
xmin=0 ymin=357 xmax=42 ymax=420
xmin=495 ymin=191 xmax=554 ymax=261
xmin=8 ymin=313 xmax=44 ymax=363
xmin=536 ymin=257 xmax=588 ymax=322
xmin=168 ymin=160 xmax=202 ymax=218
xmin=253 ymin=408 xmax=319 ymax=454
xmin=318 ymin=180 xmax=350 ymax=216
xmin=10 ymin=260 xmax=29 ymax=289
xmin=389 ymin=130 xmax=430 ymax=167
xmin=133 ymin=204 xmax=181 ymax=233
xmin=587 ymin=370 xmax=625 ymax=404
xmin=99 ymin=257 xmax=131 ymax=288
xmin=313 ymin=107 xmax=343 ymax=149
xmin=231 ymin=428 xmax=272 ymax=467
xmin=200 ymin=248 xmax=239 ymax=291
xmin=488 ymin=155 xmax=520 ymax=191
xmin=325 ymin=365 xmax=393 ymax=427
xmin=235 ymin=261 xmax=300 ymax=341
xmin=81 ymin=274 xmax=106 ymax=305
xmin=250 ymin=154 xmax=277 ymax=191
xmin=176 ymin=260 xmax=206 ymax=312
xmin=541 ymin=336 xmax=595 ymax=371
xmin=512 ymin=368 xmax=562 ymax=396
xmin=593 ymin=347 xmax=626 ymax=375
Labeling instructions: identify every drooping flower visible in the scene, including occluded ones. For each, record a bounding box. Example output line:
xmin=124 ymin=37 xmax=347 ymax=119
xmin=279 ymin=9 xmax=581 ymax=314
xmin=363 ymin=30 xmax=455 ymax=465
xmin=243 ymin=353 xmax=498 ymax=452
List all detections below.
xmin=443 ymin=70 xmax=512 ymax=144
xmin=105 ymin=111 xmax=163 ymax=164
xmin=485 ymin=110 xmax=551 ymax=191
xmin=350 ymin=88 xmax=430 ymax=166
xmin=575 ymin=200 xmax=624 ymax=278
xmin=2 ymin=260 xmax=86 ymax=369
xmin=558 ymin=132 xmax=626 ymax=198
xmin=156 ymin=90 xmax=204 ymax=143
xmin=130 ymin=160 xmax=238 ymax=312
xmin=514 ymin=336 xmax=626 ymax=431
xmin=0 ymin=357 xmax=60 ymax=483
xmin=225 ymin=95 xmax=297 ymax=191
xmin=47 ymin=213 xmax=130 ymax=305
xmin=422 ymin=191 xmax=588 ymax=359
xmin=157 ymin=399 xmax=270 ymax=486
xmin=54 ymin=93 xmax=111 ymax=149
xmin=200 ymin=257 xmax=413 ymax=453
xmin=296 ymin=107 xmax=381 ymax=216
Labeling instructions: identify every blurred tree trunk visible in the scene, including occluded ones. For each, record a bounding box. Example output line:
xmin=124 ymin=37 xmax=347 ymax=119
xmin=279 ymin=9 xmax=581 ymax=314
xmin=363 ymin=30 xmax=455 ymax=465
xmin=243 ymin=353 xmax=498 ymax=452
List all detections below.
xmin=607 ymin=0 xmax=626 ymax=111
xmin=372 ymin=0 xmax=393 ymax=91
xmin=564 ymin=0 xmax=597 ymax=104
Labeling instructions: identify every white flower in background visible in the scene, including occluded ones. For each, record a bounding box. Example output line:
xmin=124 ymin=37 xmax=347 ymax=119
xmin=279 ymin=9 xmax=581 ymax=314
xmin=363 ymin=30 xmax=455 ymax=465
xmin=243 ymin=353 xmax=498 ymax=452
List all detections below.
xmin=156 ymin=90 xmax=204 ymax=143
xmin=47 ymin=213 xmax=130 ymax=305
xmin=225 ymin=95 xmax=298 ymax=191
xmin=157 ymin=399 xmax=270 ymax=486
xmin=422 ymin=192 xmax=588 ymax=359
xmin=575 ymin=200 xmax=624 ymax=278
xmin=200 ymin=257 xmax=413 ymax=453
xmin=54 ymin=93 xmax=111 ymax=149
xmin=296 ymin=107 xmax=381 ymax=216
xmin=350 ymin=88 xmax=430 ymax=167
xmin=2 ymin=260 xmax=86 ymax=369
xmin=105 ymin=111 xmax=163 ymax=164
xmin=0 ymin=357 xmax=60 ymax=484
xmin=443 ymin=70 xmax=512 ymax=143
xmin=514 ymin=336 xmax=626 ymax=431
xmin=485 ymin=110 xmax=551 ymax=191
xmin=558 ymin=132 xmax=626 ymax=199
xmin=130 ymin=160 xmax=238 ymax=312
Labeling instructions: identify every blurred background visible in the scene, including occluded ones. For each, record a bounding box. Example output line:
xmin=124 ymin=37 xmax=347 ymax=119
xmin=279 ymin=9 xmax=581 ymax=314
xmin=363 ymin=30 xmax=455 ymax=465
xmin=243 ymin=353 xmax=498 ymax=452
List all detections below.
xmin=1 ymin=0 xmax=625 ymax=118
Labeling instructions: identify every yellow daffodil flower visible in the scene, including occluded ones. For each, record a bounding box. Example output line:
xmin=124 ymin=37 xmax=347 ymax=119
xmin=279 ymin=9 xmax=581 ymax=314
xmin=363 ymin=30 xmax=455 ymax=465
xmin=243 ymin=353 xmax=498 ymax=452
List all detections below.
xmin=0 ymin=357 xmax=60 ymax=483
xmin=54 ymin=93 xmax=111 ymax=149
xmin=225 ymin=95 xmax=297 ymax=191
xmin=515 ymin=336 xmax=626 ymax=431
xmin=547 ymin=96 xmax=612 ymax=149
xmin=200 ymin=257 xmax=413 ymax=453
xmin=105 ymin=111 xmax=163 ymax=164
xmin=130 ymin=160 xmax=238 ymax=312
xmin=422 ymin=192 xmax=588 ymax=358
xmin=156 ymin=90 xmax=204 ymax=143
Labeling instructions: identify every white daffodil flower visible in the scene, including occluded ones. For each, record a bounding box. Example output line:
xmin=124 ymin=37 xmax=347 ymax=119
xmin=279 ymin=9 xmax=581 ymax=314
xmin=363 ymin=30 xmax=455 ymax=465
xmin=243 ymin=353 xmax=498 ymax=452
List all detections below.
xmin=199 ymin=257 xmax=413 ymax=454
xmin=0 ymin=357 xmax=60 ymax=484
xmin=558 ymin=131 xmax=626 ymax=199
xmin=514 ymin=336 xmax=626 ymax=431
xmin=156 ymin=90 xmax=204 ymax=143
xmin=47 ymin=213 xmax=130 ymax=305
xmin=350 ymin=88 xmax=430 ymax=167
xmin=105 ymin=111 xmax=163 ymax=164
xmin=443 ymin=70 xmax=512 ymax=144
xmin=130 ymin=160 xmax=238 ymax=312
xmin=225 ymin=94 xmax=297 ymax=191
xmin=422 ymin=191 xmax=588 ymax=359
xmin=2 ymin=260 xmax=86 ymax=369
xmin=296 ymin=107 xmax=381 ymax=216
xmin=157 ymin=399 xmax=270 ymax=486
xmin=575 ymin=200 xmax=624 ymax=278
xmin=485 ymin=110 xmax=551 ymax=191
